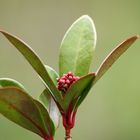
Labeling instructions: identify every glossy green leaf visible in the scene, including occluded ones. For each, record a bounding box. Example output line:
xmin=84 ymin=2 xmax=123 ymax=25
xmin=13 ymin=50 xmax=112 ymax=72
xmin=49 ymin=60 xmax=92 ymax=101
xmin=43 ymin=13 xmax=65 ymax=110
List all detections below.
xmin=0 ymin=87 xmax=55 ymax=138
xmin=59 ymin=15 xmax=97 ymax=77
xmin=0 ymin=30 xmax=64 ymax=109
xmin=40 ymin=65 xmax=60 ymax=129
xmin=94 ymin=36 xmax=138 ymax=83
xmin=0 ymin=78 xmax=26 ymax=91
xmin=63 ymin=73 xmax=95 ymax=111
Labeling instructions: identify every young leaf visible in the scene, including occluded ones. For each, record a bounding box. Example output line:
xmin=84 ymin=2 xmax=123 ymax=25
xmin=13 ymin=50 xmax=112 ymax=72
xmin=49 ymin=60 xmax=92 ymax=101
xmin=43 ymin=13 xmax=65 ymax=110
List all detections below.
xmin=0 ymin=87 xmax=55 ymax=138
xmin=40 ymin=65 xmax=60 ymax=129
xmin=59 ymin=15 xmax=97 ymax=77
xmin=94 ymin=36 xmax=138 ymax=83
xmin=63 ymin=73 xmax=95 ymax=111
xmin=0 ymin=78 xmax=26 ymax=91
xmin=0 ymin=31 xmax=64 ymax=109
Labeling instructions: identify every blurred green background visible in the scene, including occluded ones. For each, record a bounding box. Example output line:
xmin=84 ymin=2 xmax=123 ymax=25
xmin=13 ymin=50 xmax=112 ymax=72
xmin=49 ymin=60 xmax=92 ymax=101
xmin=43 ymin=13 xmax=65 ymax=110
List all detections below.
xmin=0 ymin=0 xmax=140 ymax=140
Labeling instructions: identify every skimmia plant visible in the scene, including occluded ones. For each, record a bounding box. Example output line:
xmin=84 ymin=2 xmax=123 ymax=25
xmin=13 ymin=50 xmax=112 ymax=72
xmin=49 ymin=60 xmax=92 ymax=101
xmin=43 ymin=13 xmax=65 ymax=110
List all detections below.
xmin=0 ymin=15 xmax=138 ymax=140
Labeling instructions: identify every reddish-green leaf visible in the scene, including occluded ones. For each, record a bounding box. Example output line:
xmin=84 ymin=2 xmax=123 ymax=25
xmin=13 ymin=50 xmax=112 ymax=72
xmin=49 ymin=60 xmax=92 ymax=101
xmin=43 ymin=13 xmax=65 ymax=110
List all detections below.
xmin=0 ymin=30 xmax=64 ymax=109
xmin=0 ymin=87 xmax=55 ymax=138
xmin=94 ymin=36 xmax=138 ymax=83
xmin=63 ymin=73 xmax=95 ymax=111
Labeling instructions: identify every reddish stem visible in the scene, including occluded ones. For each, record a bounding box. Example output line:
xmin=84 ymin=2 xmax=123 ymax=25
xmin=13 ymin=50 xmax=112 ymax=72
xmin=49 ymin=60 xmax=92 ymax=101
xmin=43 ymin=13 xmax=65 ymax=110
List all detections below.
xmin=44 ymin=136 xmax=54 ymax=140
xmin=65 ymin=128 xmax=72 ymax=140
xmin=62 ymin=110 xmax=77 ymax=140
xmin=62 ymin=102 xmax=78 ymax=140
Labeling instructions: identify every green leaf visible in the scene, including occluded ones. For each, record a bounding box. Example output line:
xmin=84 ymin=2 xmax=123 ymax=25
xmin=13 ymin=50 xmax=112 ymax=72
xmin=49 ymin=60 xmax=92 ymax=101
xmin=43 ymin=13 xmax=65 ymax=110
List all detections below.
xmin=0 ymin=87 xmax=55 ymax=138
xmin=40 ymin=65 xmax=60 ymax=129
xmin=94 ymin=36 xmax=138 ymax=83
xmin=44 ymin=65 xmax=59 ymax=85
xmin=63 ymin=73 xmax=95 ymax=111
xmin=0 ymin=30 xmax=64 ymax=109
xmin=0 ymin=78 xmax=26 ymax=91
xmin=59 ymin=15 xmax=97 ymax=77
xmin=73 ymin=80 xmax=94 ymax=111
xmin=40 ymin=90 xmax=60 ymax=129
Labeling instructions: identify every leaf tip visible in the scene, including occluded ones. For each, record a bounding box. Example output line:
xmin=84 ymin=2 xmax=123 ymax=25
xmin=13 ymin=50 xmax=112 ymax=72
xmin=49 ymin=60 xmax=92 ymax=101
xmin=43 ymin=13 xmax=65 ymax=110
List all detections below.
xmin=0 ymin=30 xmax=5 ymax=35
xmin=131 ymin=35 xmax=139 ymax=40
xmin=77 ymin=15 xmax=95 ymax=25
xmin=79 ymin=15 xmax=92 ymax=20
xmin=77 ymin=15 xmax=97 ymax=46
xmin=125 ymin=35 xmax=139 ymax=45
xmin=135 ymin=35 xmax=139 ymax=39
xmin=0 ymin=29 xmax=7 ymax=34
xmin=0 ymin=30 xmax=11 ymax=39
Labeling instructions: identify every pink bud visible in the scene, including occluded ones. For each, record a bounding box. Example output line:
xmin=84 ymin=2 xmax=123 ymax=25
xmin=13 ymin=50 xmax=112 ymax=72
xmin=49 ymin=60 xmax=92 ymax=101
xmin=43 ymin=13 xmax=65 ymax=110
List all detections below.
xmin=68 ymin=71 xmax=73 ymax=75
xmin=57 ymin=72 xmax=80 ymax=93
xmin=59 ymin=79 xmax=65 ymax=83
xmin=66 ymin=79 xmax=70 ymax=84
xmin=64 ymin=84 xmax=68 ymax=88
xmin=74 ymin=76 xmax=80 ymax=81
xmin=68 ymin=76 xmax=73 ymax=80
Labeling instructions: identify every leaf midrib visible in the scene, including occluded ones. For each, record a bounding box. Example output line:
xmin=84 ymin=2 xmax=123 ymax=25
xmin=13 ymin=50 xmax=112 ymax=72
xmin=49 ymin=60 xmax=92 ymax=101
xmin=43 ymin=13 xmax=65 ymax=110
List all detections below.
xmin=73 ymin=22 xmax=85 ymax=75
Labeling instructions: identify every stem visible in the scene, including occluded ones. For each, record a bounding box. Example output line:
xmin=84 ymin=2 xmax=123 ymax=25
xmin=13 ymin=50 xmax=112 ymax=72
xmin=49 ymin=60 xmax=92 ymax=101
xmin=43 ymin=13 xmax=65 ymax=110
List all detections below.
xmin=65 ymin=128 xmax=72 ymax=140
xmin=44 ymin=136 xmax=54 ymax=140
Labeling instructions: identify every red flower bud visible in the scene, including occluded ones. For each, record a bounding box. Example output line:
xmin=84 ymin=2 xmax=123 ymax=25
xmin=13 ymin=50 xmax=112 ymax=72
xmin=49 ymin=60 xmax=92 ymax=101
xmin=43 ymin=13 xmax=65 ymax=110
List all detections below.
xmin=57 ymin=72 xmax=80 ymax=93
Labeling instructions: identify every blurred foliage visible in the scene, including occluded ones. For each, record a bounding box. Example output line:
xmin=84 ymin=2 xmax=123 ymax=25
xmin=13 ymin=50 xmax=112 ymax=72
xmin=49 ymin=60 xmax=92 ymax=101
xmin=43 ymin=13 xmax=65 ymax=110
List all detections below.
xmin=0 ymin=0 xmax=139 ymax=140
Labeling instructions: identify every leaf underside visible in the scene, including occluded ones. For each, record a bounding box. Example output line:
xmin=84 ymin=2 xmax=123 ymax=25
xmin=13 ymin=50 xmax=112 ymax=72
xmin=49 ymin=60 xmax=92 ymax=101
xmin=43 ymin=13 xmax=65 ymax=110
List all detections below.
xmin=94 ymin=36 xmax=138 ymax=83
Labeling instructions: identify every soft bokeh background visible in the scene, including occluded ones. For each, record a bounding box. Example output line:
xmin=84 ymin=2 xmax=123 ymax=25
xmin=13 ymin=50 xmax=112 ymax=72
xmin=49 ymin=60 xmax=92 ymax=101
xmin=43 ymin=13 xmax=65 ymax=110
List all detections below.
xmin=0 ymin=0 xmax=140 ymax=140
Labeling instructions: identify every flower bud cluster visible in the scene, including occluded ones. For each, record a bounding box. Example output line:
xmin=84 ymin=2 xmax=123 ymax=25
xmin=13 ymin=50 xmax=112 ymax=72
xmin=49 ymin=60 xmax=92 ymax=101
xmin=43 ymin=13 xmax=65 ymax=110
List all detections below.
xmin=57 ymin=72 xmax=80 ymax=93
